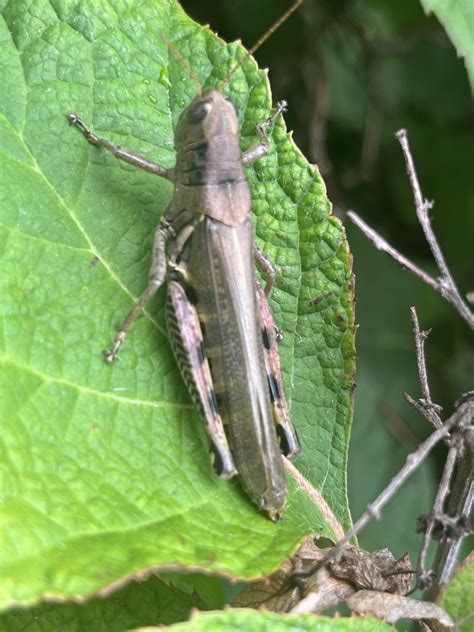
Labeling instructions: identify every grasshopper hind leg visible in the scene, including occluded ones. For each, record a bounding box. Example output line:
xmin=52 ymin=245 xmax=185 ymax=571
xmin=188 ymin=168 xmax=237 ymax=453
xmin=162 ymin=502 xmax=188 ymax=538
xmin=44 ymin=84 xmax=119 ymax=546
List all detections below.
xmin=255 ymin=281 xmax=301 ymax=459
xmin=166 ymin=280 xmax=237 ymax=479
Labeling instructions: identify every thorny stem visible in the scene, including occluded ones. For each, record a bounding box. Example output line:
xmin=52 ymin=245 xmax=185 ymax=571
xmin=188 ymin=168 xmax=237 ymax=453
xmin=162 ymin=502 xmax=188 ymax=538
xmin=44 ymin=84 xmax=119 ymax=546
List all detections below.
xmin=348 ymin=130 xmax=474 ymax=329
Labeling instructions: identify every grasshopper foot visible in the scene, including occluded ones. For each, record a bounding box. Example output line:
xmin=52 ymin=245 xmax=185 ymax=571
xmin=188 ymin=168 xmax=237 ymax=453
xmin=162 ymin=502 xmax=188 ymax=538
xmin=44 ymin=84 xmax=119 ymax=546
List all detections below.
xmin=103 ymin=349 xmax=117 ymax=364
xmin=104 ymin=332 xmax=126 ymax=364
xmin=68 ymin=113 xmax=100 ymax=145
xmin=256 ymin=100 xmax=288 ymax=145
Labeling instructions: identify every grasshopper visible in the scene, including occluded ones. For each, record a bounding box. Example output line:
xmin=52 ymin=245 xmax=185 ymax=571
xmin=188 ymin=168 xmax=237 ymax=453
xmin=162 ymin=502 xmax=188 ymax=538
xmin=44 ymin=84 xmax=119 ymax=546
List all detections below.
xmin=68 ymin=1 xmax=303 ymax=520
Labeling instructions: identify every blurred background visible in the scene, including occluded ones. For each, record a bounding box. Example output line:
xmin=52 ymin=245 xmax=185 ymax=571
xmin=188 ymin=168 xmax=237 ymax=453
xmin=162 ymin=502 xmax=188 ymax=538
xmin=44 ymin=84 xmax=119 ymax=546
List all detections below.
xmin=181 ymin=0 xmax=473 ymax=563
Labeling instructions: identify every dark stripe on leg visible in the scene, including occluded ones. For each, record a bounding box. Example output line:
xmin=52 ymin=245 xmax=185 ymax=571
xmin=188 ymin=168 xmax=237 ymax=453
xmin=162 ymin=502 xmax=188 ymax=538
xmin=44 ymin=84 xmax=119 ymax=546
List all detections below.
xmin=267 ymin=373 xmax=281 ymax=403
xmin=262 ymin=327 xmax=271 ymax=350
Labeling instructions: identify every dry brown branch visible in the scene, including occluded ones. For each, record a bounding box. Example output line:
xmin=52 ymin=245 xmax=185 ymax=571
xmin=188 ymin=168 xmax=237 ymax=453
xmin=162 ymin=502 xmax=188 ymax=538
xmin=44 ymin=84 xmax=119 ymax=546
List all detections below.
xmin=404 ymin=307 xmax=444 ymax=439
xmin=347 ymin=129 xmax=474 ymax=329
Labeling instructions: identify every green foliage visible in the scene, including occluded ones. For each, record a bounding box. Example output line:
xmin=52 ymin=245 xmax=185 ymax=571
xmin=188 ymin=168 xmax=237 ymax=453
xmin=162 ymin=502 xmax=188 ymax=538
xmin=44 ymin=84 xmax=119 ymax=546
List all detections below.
xmin=420 ymin=0 xmax=474 ymax=91
xmin=0 ymin=0 xmax=354 ymax=617
xmin=1 ymin=0 xmax=471 ymax=629
xmin=129 ymin=609 xmax=395 ymax=632
xmin=0 ymin=577 xmax=206 ymax=632
xmin=438 ymin=553 xmax=474 ymax=632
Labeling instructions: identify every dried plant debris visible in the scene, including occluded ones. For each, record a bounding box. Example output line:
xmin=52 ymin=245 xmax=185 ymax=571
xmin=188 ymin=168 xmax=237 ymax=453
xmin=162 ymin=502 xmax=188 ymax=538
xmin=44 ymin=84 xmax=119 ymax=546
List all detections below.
xmin=233 ymin=537 xmax=334 ymax=612
xmin=347 ymin=590 xmax=455 ymax=631
xmin=327 ymin=546 xmax=412 ymax=594
xmin=233 ymin=538 xmax=413 ymax=614
xmin=417 ymin=513 xmax=471 ymax=543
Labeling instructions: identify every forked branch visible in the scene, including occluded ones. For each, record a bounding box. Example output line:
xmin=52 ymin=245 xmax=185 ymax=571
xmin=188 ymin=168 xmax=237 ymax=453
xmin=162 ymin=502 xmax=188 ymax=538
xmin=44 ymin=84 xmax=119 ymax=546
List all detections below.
xmin=348 ymin=129 xmax=474 ymax=329
xmin=293 ymin=306 xmax=472 ymax=600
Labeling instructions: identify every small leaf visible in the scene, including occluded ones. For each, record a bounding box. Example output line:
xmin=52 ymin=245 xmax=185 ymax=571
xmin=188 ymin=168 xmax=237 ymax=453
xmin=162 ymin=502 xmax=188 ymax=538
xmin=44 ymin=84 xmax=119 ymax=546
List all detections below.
xmin=437 ymin=552 xmax=474 ymax=632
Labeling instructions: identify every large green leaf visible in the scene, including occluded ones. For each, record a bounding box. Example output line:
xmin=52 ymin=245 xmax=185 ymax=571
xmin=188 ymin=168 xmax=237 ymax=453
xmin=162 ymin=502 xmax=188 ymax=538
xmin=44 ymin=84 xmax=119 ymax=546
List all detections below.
xmin=0 ymin=0 xmax=355 ymax=610
xmin=0 ymin=576 xmax=207 ymax=632
xmin=420 ymin=0 xmax=474 ymax=92
xmin=130 ymin=609 xmax=394 ymax=632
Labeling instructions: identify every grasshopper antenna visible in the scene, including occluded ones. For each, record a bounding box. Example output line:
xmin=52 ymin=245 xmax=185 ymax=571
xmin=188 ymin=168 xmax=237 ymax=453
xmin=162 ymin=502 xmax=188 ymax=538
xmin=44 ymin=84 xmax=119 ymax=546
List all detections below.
xmin=218 ymin=0 xmax=304 ymax=90
xmin=157 ymin=29 xmax=202 ymax=95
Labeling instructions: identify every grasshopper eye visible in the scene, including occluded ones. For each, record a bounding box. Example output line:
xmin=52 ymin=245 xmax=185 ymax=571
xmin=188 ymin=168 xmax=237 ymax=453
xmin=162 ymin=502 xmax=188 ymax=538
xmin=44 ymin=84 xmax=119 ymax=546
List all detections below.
xmin=186 ymin=101 xmax=211 ymax=124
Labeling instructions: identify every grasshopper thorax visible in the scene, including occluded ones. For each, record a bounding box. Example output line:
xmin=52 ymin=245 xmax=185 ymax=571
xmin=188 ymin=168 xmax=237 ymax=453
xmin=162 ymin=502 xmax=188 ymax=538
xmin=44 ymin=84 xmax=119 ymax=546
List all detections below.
xmin=174 ymin=89 xmax=239 ymax=151
xmin=172 ymin=89 xmax=251 ymax=227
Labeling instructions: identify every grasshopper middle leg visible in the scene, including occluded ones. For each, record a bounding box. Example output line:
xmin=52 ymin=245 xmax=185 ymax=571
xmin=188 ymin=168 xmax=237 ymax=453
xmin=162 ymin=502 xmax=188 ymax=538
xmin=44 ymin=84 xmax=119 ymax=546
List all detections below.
xmin=254 ymin=245 xmax=284 ymax=341
xmin=254 ymin=244 xmax=276 ymax=295
xmin=105 ymin=222 xmax=172 ymax=363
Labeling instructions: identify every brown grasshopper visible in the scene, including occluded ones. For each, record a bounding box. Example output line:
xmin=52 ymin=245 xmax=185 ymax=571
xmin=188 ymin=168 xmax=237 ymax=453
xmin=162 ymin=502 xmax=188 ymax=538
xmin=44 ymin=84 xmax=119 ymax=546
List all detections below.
xmin=68 ymin=1 xmax=303 ymax=520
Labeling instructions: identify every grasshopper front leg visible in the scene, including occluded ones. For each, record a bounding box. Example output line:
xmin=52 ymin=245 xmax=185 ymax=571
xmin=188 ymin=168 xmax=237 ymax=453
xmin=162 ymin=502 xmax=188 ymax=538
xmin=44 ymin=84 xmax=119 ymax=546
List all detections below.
xmin=242 ymin=100 xmax=287 ymax=165
xmin=68 ymin=114 xmax=176 ymax=361
xmin=68 ymin=114 xmax=174 ymax=180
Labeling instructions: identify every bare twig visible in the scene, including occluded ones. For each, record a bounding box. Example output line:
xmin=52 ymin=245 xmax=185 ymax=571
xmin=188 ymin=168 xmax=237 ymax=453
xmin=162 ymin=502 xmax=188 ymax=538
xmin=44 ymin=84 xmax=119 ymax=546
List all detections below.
xmin=287 ymin=320 xmax=471 ymax=607
xmin=303 ymin=411 xmax=460 ymax=580
xmin=403 ymin=395 xmax=441 ymax=444
xmin=410 ymin=307 xmax=432 ymax=405
xmin=415 ymin=395 xmax=474 ymax=592
xmin=404 ymin=394 xmax=444 ymax=436
xmin=406 ymin=307 xmax=443 ymax=433
xmin=416 ymin=437 xmax=459 ymax=590
xmin=396 ymin=130 xmax=457 ymax=290
xmin=395 ymin=310 xmax=471 ymax=593
xmin=428 ymin=393 xmax=474 ymax=596
xmin=347 ymin=212 xmax=439 ymax=290
xmin=390 ymin=310 xmax=471 ymax=593
xmin=347 ymin=130 xmax=474 ymax=329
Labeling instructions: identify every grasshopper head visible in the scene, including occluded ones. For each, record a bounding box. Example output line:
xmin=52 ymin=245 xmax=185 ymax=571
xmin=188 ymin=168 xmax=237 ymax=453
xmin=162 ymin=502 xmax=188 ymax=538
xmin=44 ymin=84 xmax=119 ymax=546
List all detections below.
xmin=174 ymin=89 xmax=239 ymax=150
